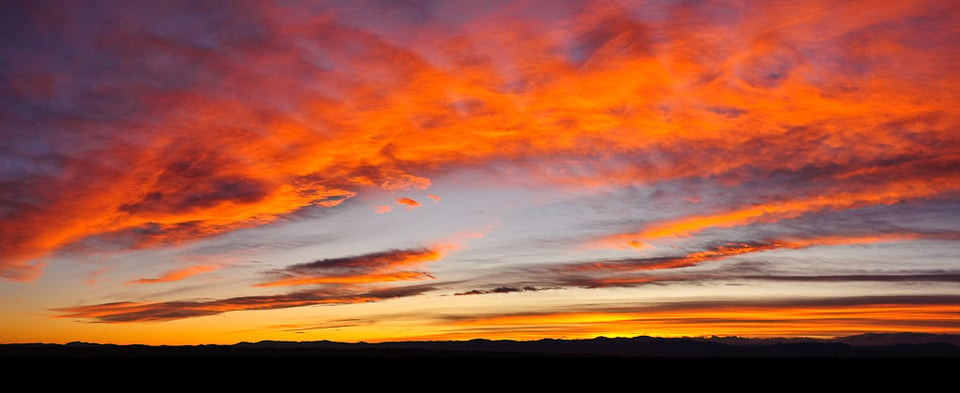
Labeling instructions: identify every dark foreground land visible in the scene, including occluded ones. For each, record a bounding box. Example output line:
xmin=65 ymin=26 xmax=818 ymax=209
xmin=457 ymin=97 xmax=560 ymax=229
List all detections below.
xmin=4 ymin=332 xmax=960 ymax=358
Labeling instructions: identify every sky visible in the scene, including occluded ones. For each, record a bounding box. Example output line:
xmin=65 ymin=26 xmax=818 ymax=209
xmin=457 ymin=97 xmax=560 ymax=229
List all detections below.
xmin=1 ymin=0 xmax=959 ymax=345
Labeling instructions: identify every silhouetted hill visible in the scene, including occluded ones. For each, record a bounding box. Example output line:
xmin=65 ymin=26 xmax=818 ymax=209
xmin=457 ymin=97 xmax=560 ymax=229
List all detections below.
xmin=4 ymin=333 xmax=960 ymax=358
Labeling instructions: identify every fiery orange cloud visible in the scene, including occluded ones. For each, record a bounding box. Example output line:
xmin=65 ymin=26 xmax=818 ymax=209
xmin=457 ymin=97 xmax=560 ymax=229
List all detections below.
xmin=124 ymin=265 xmax=220 ymax=285
xmin=255 ymin=247 xmax=442 ymax=287
xmin=373 ymin=205 xmax=393 ymax=214
xmin=396 ymin=197 xmax=421 ymax=210
xmin=427 ymin=194 xmax=440 ymax=203
xmin=2 ymin=0 xmax=958 ymax=282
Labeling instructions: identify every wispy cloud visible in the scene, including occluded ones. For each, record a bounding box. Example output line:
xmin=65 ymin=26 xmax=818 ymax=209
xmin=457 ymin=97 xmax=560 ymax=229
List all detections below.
xmin=456 ymin=231 xmax=960 ymax=291
xmin=596 ymin=177 xmax=960 ymax=250
xmin=54 ymin=285 xmax=436 ymax=323
xmin=124 ymin=264 xmax=220 ymax=285
xmin=454 ymin=286 xmax=551 ymax=296
xmin=255 ymin=248 xmax=441 ymax=288
xmin=580 ymin=233 xmax=934 ymax=274
xmin=52 ymin=225 xmax=488 ymax=323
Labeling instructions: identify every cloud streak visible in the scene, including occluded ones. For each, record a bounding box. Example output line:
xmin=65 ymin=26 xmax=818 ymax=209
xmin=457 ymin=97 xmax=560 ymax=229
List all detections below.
xmin=579 ymin=233 xmax=937 ymax=274
xmin=597 ymin=175 xmax=960 ymax=249
xmin=255 ymin=248 xmax=441 ymax=288
xmin=125 ymin=265 xmax=220 ymax=285
xmin=453 ymin=231 xmax=960 ymax=292
xmin=54 ymin=285 xmax=435 ymax=323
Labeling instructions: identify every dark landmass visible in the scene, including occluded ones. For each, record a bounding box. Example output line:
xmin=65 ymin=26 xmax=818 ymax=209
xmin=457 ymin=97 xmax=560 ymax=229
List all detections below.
xmin=4 ymin=332 xmax=960 ymax=358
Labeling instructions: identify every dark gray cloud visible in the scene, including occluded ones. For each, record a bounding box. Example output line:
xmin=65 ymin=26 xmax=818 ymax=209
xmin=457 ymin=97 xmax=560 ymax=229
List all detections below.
xmin=272 ymin=248 xmax=437 ymax=275
xmin=453 ymin=286 xmax=553 ymax=296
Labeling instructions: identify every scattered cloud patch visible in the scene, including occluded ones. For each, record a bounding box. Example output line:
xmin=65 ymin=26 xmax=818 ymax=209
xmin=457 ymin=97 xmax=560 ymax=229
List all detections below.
xmin=396 ymin=197 xmax=421 ymax=210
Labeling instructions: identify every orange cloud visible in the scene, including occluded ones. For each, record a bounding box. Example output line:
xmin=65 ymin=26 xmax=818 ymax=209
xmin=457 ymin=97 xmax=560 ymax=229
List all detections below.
xmin=2 ymin=0 xmax=958 ymax=283
xmin=373 ymin=205 xmax=393 ymax=214
xmin=427 ymin=194 xmax=440 ymax=203
xmin=396 ymin=197 xmax=421 ymax=210
xmin=125 ymin=265 xmax=220 ymax=285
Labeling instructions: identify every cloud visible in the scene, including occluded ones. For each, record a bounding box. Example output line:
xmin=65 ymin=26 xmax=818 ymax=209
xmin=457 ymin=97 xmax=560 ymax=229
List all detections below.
xmin=84 ymin=265 xmax=112 ymax=286
xmin=56 ymin=245 xmax=454 ymax=322
xmin=52 ymin=226 xmax=488 ymax=323
xmin=255 ymin=247 xmax=441 ymax=287
xmin=53 ymin=284 xmax=436 ymax=323
xmin=454 ymin=231 xmax=960 ymax=291
xmin=395 ymin=197 xmax=421 ymax=210
xmin=453 ymin=286 xmax=551 ymax=296
xmin=736 ymin=273 xmax=960 ymax=283
xmin=574 ymin=233 xmax=928 ymax=275
xmin=373 ymin=205 xmax=392 ymax=214
xmin=1 ymin=0 xmax=958 ymax=284
xmin=427 ymin=194 xmax=440 ymax=203
xmin=0 ymin=261 xmax=46 ymax=282
xmin=124 ymin=264 xmax=220 ymax=285
xmin=596 ymin=175 xmax=960 ymax=249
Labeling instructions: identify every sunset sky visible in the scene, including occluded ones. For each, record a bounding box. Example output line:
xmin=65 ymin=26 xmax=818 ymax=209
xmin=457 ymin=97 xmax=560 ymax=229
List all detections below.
xmin=2 ymin=0 xmax=959 ymax=345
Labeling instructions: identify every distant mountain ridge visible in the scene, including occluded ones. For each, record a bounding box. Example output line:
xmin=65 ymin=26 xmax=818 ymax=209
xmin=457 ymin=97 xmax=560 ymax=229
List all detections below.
xmin=4 ymin=333 xmax=960 ymax=358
